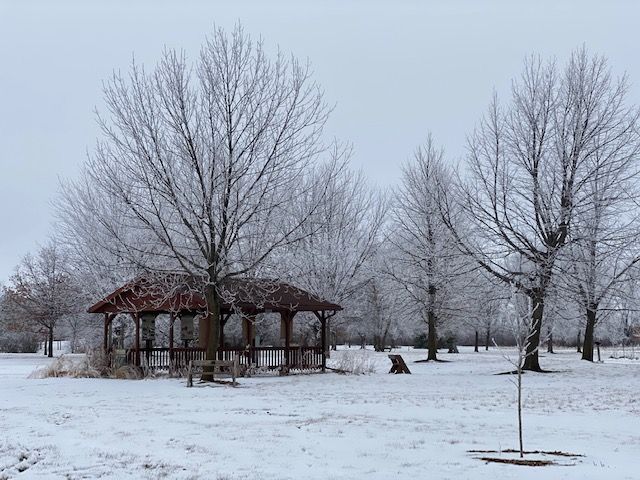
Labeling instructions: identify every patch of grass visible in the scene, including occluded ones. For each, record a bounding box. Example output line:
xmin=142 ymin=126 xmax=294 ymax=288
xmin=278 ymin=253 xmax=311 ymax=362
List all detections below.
xmin=469 ymin=448 xmax=584 ymax=467
xmin=468 ymin=449 xmax=584 ymax=457
xmin=478 ymin=457 xmax=555 ymax=466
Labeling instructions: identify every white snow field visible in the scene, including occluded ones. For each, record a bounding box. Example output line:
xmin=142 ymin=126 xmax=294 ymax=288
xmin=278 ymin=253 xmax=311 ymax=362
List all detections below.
xmin=1 ymin=347 xmax=639 ymax=479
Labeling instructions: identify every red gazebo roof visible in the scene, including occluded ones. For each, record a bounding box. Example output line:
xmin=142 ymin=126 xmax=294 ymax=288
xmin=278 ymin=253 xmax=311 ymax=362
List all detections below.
xmin=88 ymin=276 xmax=342 ymax=315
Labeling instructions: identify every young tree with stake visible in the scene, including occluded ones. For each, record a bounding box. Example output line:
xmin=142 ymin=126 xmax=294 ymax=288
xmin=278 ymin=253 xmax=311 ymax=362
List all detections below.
xmin=496 ymin=292 xmax=544 ymax=459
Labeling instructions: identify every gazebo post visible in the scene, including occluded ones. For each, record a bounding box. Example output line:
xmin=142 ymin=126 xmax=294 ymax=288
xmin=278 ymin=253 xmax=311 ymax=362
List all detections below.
xmin=320 ymin=311 xmax=327 ymax=372
xmin=169 ymin=312 xmax=175 ymax=364
xmin=243 ymin=314 xmax=257 ymax=364
xmin=103 ymin=313 xmax=115 ymax=367
xmin=108 ymin=315 xmax=113 ymax=351
xmin=103 ymin=313 xmax=110 ymax=354
xmin=283 ymin=312 xmax=292 ymax=368
xmin=131 ymin=313 xmax=141 ymax=367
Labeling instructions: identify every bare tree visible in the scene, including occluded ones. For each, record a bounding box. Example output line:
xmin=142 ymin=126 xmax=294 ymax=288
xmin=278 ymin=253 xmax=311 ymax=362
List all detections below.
xmin=496 ymin=292 xmax=541 ymax=459
xmin=280 ymin=152 xmax=387 ymax=347
xmin=3 ymin=242 xmax=78 ymax=357
xmin=389 ymin=136 xmax=473 ymax=361
xmin=367 ymin=278 xmax=403 ymax=352
xmin=0 ymin=290 xmax=39 ymax=353
xmin=439 ymin=48 xmax=639 ymax=371
xmin=346 ymin=247 xmax=411 ymax=352
xmin=57 ymin=25 xmax=335 ymax=374
xmin=560 ymin=124 xmax=640 ymax=360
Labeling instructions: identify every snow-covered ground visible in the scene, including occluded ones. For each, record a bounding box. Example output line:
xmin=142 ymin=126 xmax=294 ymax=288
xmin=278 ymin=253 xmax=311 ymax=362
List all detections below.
xmin=1 ymin=347 xmax=638 ymax=479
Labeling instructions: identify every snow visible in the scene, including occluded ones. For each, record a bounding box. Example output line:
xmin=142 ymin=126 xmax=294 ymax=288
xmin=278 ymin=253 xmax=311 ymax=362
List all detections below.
xmin=1 ymin=348 xmax=639 ymax=479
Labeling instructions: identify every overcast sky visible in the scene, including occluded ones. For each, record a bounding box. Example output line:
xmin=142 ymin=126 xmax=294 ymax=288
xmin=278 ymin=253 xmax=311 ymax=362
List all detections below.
xmin=1 ymin=0 xmax=638 ymax=283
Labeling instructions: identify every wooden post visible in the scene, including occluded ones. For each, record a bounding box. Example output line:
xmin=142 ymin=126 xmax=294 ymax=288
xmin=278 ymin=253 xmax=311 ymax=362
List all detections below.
xmin=169 ymin=312 xmax=175 ymax=364
xmin=103 ymin=314 xmax=115 ymax=368
xmin=289 ymin=312 xmax=296 ymax=365
xmin=289 ymin=313 xmax=294 ymax=342
xmin=242 ymin=314 xmax=256 ymax=365
xmin=220 ymin=316 xmax=226 ymax=349
xmin=103 ymin=313 xmax=110 ymax=353
xmin=132 ymin=313 xmax=141 ymax=367
xmin=107 ymin=317 xmax=113 ymax=351
xmin=320 ymin=312 xmax=327 ymax=372
xmin=283 ymin=312 xmax=291 ymax=367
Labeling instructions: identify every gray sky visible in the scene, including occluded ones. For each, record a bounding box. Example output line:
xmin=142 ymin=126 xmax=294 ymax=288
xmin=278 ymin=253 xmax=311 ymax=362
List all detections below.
xmin=1 ymin=0 xmax=639 ymax=283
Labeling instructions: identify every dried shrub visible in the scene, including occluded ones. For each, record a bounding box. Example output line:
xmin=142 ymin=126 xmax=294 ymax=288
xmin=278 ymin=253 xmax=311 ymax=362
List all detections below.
xmin=331 ymin=350 xmax=378 ymax=374
xmin=114 ymin=365 xmax=144 ymax=380
xmin=29 ymin=355 xmax=102 ymax=379
xmin=86 ymin=348 xmax=112 ymax=375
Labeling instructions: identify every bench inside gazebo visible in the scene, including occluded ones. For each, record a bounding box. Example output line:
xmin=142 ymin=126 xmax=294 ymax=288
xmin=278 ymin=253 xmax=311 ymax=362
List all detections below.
xmin=88 ymin=276 xmax=341 ymax=374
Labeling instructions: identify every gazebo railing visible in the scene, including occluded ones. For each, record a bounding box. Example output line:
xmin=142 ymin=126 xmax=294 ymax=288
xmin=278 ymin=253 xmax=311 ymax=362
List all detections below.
xmin=123 ymin=346 xmax=323 ymax=371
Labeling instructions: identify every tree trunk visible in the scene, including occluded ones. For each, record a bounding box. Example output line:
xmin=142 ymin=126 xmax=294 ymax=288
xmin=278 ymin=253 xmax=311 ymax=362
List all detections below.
xmin=582 ymin=305 xmax=597 ymax=362
xmin=331 ymin=330 xmax=337 ymax=351
xmin=426 ymin=311 xmax=437 ymax=361
xmin=48 ymin=327 xmax=54 ymax=358
xmin=373 ymin=331 xmax=388 ymax=352
xmin=202 ymin=280 xmax=220 ymax=381
xmin=43 ymin=337 xmax=47 ymax=356
xmin=373 ymin=335 xmax=382 ymax=352
xmin=522 ymin=289 xmax=544 ymax=372
xmin=577 ymin=331 xmax=581 ymax=353
xmin=427 ymin=285 xmax=438 ymax=361
xmin=474 ymin=330 xmax=479 ymax=352
xmin=485 ymin=325 xmax=490 ymax=351
xmin=547 ymin=330 xmax=554 ymax=353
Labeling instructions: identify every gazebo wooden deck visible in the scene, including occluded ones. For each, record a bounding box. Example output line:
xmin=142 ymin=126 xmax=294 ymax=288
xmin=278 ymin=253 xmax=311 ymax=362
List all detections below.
xmin=88 ymin=276 xmax=341 ymax=373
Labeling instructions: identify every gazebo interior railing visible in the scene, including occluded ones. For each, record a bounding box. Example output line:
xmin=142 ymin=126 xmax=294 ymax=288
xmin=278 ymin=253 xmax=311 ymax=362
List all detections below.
xmin=119 ymin=345 xmax=324 ymax=371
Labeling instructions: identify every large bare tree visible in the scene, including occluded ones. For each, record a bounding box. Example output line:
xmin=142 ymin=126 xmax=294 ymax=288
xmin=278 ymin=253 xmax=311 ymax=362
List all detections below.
xmin=439 ymin=48 xmax=638 ymax=370
xmin=561 ymin=122 xmax=640 ymax=360
xmin=57 ymin=25 xmax=334 ymax=372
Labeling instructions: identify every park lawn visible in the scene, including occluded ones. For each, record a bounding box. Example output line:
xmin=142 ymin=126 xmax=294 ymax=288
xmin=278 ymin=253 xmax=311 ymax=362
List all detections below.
xmin=0 ymin=347 xmax=639 ymax=479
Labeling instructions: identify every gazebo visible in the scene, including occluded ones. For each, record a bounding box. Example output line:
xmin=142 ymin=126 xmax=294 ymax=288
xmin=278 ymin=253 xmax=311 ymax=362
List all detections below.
xmin=88 ymin=276 xmax=342 ymax=373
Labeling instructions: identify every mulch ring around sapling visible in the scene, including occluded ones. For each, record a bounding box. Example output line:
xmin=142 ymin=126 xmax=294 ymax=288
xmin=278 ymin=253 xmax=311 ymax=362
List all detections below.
xmin=468 ymin=449 xmax=584 ymax=467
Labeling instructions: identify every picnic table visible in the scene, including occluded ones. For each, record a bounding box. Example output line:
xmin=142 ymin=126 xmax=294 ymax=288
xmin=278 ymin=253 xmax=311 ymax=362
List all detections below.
xmin=388 ymin=354 xmax=411 ymax=374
